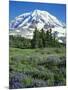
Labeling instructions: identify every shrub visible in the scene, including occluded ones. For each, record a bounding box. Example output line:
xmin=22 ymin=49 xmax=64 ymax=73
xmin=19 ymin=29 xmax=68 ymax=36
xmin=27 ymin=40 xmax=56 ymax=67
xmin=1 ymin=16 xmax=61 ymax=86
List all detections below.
xmin=9 ymin=72 xmax=23 ymax=89
xmin=24 ymin=55 xmax=43 ymax=65
xmin=9 ymin=48 xmax=66 ymax=88
xmin=59 ymin=56 xmax=66 ymax=67
xmin=54 ymin=48 xmax=61 ymax=53
xmin=22 ymin=76 xmax=33 ymax=88
xmin=46 ymin=55 xmax=61 ymax=66
xmin=54 ymin=71 xmax=66 ymax=86
xmin=59 ymin=67 xmax=66 ymax=78
xmin=32 ymin=79 xmax=48 ymax=87
xmin=10 ymin=55 xmax=23 ymax=62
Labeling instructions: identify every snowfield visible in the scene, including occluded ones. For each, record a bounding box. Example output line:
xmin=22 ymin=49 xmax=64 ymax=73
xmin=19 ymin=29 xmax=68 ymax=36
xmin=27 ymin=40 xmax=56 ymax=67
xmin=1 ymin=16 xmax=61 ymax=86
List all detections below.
xmin=9 ymin=9 xmax=66 ymax=43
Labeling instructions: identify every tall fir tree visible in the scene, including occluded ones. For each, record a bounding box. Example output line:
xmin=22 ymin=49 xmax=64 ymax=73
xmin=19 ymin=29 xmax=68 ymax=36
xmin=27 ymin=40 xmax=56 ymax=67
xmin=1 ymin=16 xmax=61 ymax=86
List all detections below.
xmin=40 ymin=29 xmax=46 ymax=47
xmin=31 ymin=27 xmax=60 ymax=48
xmin=31 ymin=28 xmax=40 ymax=48
xmin=45 ymin=30 xmax=50 ymax=47
xmin=49 ymin=28 xmax=53 ymax=46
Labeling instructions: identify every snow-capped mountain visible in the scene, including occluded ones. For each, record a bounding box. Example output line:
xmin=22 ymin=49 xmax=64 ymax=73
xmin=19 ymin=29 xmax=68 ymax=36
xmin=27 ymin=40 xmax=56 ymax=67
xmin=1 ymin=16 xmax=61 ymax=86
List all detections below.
xmin=9 ymin=9 xmax=66 ymax=43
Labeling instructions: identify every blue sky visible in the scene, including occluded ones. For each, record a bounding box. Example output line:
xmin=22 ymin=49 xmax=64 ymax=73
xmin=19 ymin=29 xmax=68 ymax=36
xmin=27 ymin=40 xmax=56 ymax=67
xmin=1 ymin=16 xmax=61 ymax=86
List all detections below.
xmin=9 ymin=1 xmax=66 ymax=23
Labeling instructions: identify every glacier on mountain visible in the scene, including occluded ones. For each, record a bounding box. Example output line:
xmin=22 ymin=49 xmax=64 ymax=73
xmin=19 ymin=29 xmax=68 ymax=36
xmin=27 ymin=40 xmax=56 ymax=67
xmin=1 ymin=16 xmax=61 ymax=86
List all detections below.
xmin=9 ymin=9 xmax=66 ymax=43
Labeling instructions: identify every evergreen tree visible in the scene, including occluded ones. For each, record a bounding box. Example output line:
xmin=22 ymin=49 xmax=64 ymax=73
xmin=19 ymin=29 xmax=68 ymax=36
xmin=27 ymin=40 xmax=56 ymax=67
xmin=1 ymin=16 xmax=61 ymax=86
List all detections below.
xmin=49 ymin=28 xmax=53 ymax=46
xmin=38 ymin=38 xmax=43 ymax=48
xmin=31 ymin=28 xmax=40 ymax=48
xmin=40 ymin=29 xmax=46 ymax=47
xmin=45 ymin=30 xmax=50 ymax=47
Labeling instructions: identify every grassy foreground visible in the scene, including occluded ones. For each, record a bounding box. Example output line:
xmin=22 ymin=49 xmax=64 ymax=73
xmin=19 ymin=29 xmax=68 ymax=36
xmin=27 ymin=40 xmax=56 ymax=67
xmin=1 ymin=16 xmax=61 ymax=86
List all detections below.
xmin=9 ymin=47 xmax=66 ymax=89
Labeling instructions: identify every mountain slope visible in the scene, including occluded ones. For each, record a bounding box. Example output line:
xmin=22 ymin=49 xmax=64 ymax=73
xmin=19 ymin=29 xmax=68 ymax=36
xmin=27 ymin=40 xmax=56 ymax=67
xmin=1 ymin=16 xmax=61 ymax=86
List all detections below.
xmin=9 ymin=9 xmax=66 ymax=43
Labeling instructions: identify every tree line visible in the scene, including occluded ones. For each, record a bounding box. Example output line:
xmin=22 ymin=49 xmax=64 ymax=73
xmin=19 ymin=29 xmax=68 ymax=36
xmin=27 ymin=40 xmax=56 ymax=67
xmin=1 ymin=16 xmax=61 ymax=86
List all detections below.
xmin=9 ymin=28 xmax=61 ymax=49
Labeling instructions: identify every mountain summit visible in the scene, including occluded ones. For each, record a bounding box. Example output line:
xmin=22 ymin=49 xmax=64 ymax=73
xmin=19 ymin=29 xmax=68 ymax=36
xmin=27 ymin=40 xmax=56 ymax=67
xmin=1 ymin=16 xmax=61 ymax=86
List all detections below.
xmin=9 ymin=9 xmax=66 ymax=43
xmin=10 ymin=9 xmax=65 ymax=29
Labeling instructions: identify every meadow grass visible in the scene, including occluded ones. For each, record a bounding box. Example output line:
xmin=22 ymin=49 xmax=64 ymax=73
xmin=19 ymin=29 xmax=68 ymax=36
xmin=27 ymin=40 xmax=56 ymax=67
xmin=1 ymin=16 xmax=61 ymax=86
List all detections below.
xmin=10 ymin=47 xmax=65 ymax=57
xmin=9 ymin=47 xmax=66 ymax=88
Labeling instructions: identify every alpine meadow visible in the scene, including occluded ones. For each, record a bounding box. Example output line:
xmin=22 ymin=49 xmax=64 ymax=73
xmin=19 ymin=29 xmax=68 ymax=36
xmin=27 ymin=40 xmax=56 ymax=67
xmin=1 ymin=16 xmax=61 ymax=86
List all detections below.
xmin=9 ymin=1 xmax=66 ymax=89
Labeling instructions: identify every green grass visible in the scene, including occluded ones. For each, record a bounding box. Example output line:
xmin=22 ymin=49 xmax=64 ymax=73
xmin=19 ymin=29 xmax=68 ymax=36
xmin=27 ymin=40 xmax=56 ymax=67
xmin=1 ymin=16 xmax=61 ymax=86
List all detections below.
xmin=9 ymin=47 xmax=66 ymax=88
xmin=10 ymin=47 xmax=65 ymax=57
